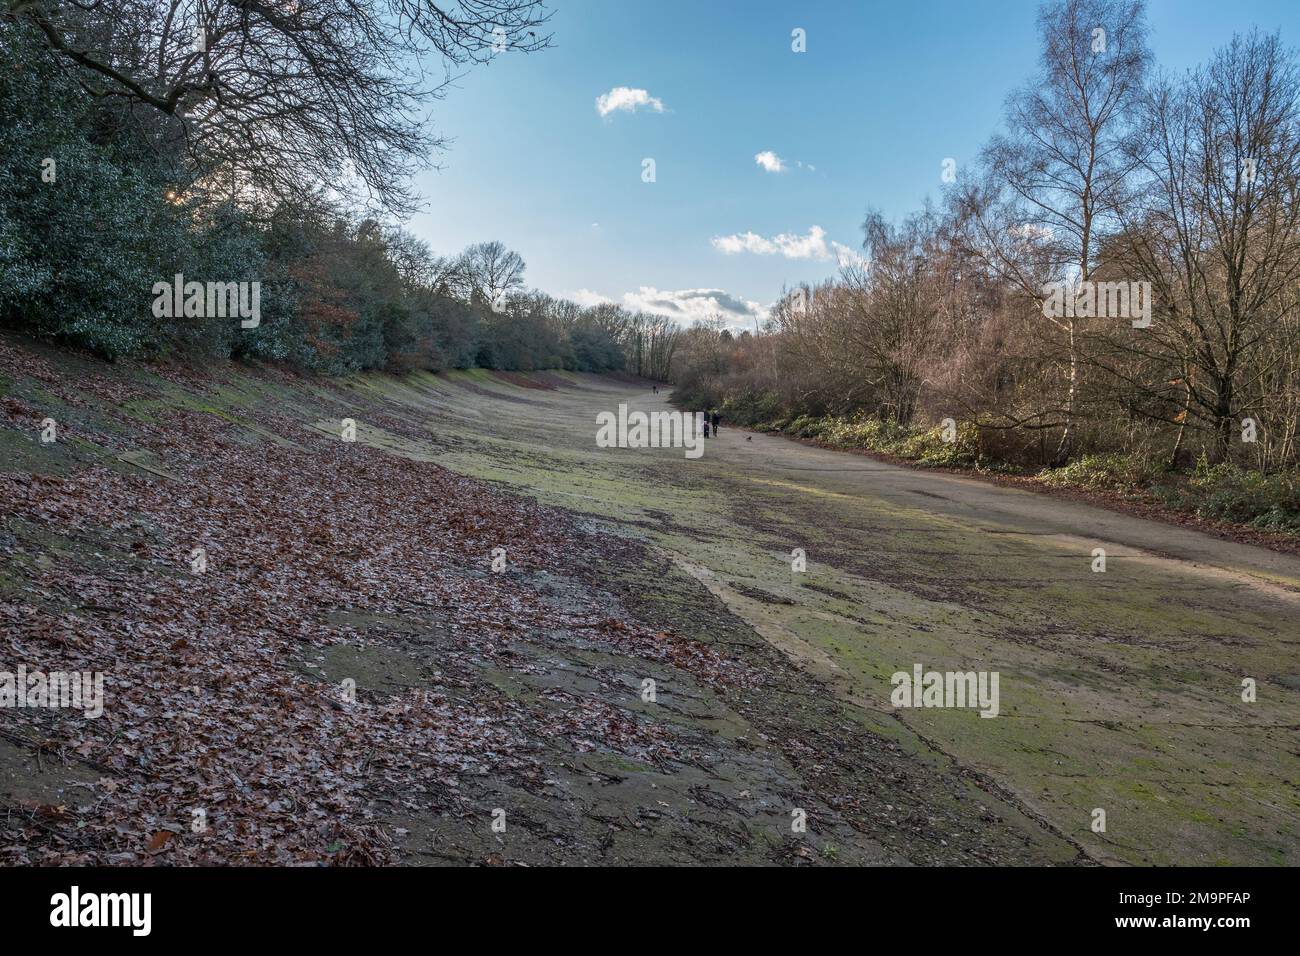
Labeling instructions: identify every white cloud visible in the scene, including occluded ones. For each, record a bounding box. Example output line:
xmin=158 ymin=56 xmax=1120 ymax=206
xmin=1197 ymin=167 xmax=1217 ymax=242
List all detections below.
xmin=621 ymin=287 xmax=765 ymax=328
xmin=712 ymin=225 xmax=837 ymax=261
xmin=710 ymin=232 xmax=770 ymax=255
xmin=595 ymin=86 xmax=666 ymax=117
xmin=566 ymin=286 xmax=767 ymax=331
xmin=754 ymin=152 xmax=818 ymax=174
xmin=832 ymin=241 xmax=867 ymax=269
xmin=569 ymin=288 xmax=614 ymax=308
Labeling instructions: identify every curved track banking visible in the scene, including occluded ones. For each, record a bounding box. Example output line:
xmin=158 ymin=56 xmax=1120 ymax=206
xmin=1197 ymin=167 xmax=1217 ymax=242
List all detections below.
xmin=397 ymin=372 xmax=1300 ymax=866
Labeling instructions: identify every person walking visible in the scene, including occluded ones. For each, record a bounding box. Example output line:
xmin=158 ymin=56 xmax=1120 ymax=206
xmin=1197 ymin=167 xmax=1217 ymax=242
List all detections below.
xmin=710 ymin=410 xmax=720 ymax=435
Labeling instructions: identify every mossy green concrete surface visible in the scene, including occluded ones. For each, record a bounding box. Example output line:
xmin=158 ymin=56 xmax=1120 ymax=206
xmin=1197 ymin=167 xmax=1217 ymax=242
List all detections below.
xmin=3 ymin=341 xmax=1295 ymax=864
xmin=317 ymin=371 xmax=1298 ymax=866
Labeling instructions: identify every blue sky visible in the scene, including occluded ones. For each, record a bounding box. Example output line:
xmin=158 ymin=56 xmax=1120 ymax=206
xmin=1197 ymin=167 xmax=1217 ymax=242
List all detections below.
xmin=407 ymin=0 xmax=1300 ymax=329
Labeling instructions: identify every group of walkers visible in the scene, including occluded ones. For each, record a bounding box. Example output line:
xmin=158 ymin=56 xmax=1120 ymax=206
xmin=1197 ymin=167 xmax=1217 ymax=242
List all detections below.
xmin=649 ymin=383 xmax=720 ymax=437
xmin=700 ymin=409 xmax=720 ymax=438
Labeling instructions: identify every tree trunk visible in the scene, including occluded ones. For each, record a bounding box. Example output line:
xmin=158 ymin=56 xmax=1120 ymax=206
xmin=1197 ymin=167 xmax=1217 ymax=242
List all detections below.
xmin=1051 ymin=319 xmax=1078 ymax=467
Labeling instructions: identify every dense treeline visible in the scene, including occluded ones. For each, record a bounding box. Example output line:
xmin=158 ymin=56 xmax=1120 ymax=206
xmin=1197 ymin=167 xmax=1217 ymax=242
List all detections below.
xmin=0 ymin=9 xmax=683 ymax=377
xmin=671 ymin=0 xmax=1300 ymax=528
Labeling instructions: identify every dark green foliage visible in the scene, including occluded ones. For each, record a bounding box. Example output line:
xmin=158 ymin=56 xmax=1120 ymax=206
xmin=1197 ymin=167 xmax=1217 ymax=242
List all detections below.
xmin=0 ymin=24 xmax=645 ymax=375
xmin=568 ymin=324 xmax=626 ymax=372
xmin=0 ymin=27 xmax=185 ymax=358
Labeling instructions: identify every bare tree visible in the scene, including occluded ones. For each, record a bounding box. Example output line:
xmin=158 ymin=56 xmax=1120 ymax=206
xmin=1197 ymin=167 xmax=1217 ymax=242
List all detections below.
xmin=1108 ymin=31 xmax=1300 ymax=458
xmin=455 ymin=240 xmax=525 ymax=306
xmin=4 ymin=0 xmax=552 ymax=210
xmin=773 ymin=209 xmax=945 ymax=424
xmin=978 ymin=0 xmax=1149 ymax=463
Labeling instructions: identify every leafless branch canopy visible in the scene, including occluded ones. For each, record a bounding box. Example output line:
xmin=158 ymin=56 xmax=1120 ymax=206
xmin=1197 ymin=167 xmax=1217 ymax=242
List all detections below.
xmin=5 ymin=0 xmax=552 ymax=209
